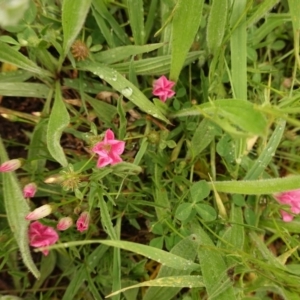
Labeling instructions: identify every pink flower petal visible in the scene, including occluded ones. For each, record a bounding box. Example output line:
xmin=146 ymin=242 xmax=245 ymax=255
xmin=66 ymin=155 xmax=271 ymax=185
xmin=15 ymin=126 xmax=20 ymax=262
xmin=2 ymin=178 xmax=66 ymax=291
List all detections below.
xmin=105 ymin=129 xmax=115 ymax=141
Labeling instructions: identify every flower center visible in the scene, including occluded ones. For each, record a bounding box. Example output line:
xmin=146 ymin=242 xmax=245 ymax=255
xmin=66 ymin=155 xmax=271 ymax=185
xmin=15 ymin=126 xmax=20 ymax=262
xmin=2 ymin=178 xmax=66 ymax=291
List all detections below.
xmin=103 ymin=144 xmax=111 ymax=153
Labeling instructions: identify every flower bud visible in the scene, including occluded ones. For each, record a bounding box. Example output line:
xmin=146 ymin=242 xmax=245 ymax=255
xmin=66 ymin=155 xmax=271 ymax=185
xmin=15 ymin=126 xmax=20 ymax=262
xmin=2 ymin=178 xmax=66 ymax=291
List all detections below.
xmin=0 ymin=159 xmax=23 ymax=172
xmin=76 ymin=211 xmax=90 ymax=232
xmin=57 ymin=217 xmax=73 ymax=231
xmin=23 ymin=183 xmax=37 ymax=198
xmin=25 ymin=204 xmax=53 ymax=221
xmin=44 ymin=174 xmax=64 ymax=184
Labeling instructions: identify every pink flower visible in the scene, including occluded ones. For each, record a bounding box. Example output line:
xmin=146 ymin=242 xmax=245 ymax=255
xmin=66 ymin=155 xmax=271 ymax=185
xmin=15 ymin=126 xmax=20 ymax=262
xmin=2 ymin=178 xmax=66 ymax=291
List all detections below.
xmin=152 ymin=75 xmax=176 ymax=102
xmin=28 ymin=221 xmax=59 ymax=256
xmin=23 ymin=183 xmax=37 ymax=198
xmin=92 ymin=129 xmax=125 ymax=168
xmin=76 ymin=211 xmax=90 ymax=232
xmin=25 ymin=204 xmax=53 ymax=221
xmin=274 ymin=189 xmax=300 ymax=222
xmin=57 ymin=217 xmax=73 ymax=231
xmin=0 ymin=159 xmax=22 ymax=172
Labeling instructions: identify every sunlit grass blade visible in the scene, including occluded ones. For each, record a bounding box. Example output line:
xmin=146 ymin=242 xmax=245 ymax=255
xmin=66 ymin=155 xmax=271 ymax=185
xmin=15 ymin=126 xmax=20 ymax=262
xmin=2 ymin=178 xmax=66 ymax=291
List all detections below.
xmin=209 ymin=175 xmax=300 ymax=194
xmin=127 ymin=0 xmax=145 ymax=45
xmin=230 ymin=0 xmax=247 ymax=100
xmin=61 ymin=0 xmax=92 ymax=60
xmin=244 ymin=119 xmax=286 ymax=180
xmin=0 ymin=82 xmax=49 ymax=98
xmin=107 ymin=275 xmax=204 ymax=298
xmin=47 ymin=81 xmax=70 ymax=167
xmin=0 ymin=41 xmax=52 ymax=77
xmin=170 ymin=0 xmax=204 ymax=81
xmin=80 ymin=62 xmax=169 ymax=123
xmin=206 ymin=0 xmax=228 ymax=54
xmin=0 ymin=136 xmax=40 ymax=279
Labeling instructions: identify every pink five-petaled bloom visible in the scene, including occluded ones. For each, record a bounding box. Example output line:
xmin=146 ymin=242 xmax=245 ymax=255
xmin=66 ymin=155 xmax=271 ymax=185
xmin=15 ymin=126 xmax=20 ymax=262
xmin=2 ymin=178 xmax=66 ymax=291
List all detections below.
xmin=152 ymin=75 xmax=176 ymax=102
xmin=28 ymin=221 xmax=59 ymax=256
xmin=57 ymin=217 xmax=73 ymax=231
xmin=25 ymin=204 xmax=53 ymax=221
xmin=274 ymin=189 xmax=300 ymax=222
xmin=76 ymin=211 xmax=90 ymax=232
xmin=92 ymin=129 xmax=125 ymax=168
xmin=23 ymin=182 xmax=37 ymax=198
xmin=0 ymin=159 xmax=22 ymax=172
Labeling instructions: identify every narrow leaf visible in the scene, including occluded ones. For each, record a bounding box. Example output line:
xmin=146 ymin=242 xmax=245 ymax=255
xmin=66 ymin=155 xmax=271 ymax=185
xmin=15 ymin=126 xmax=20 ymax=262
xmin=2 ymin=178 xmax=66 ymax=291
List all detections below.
xmin=47 ymin=81 xmax=69 ymax=167
xmin=209 ymin=175 xmax=300 ymax=195
xmin=62 ymin=0 xmax=92 ymax=58
xmin=0 ymin=137 xmax=40 ymax=278
xmin=80 ymin=63 xmax=169 ymax=123
xmin=170 ymin=0 xmax=204 ymax=81
xmin=207 ymin=0 xmax=228 ymax=53
xmin=127 ymin=0 xmax=145 ymax=45
xmin=107 ymin=276 xmax=204 ymax=298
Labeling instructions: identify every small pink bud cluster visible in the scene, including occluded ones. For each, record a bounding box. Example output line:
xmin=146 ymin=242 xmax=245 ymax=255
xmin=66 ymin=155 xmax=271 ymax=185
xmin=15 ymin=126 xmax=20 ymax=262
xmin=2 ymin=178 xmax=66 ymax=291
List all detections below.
xmin=274 ymin=189 xmax=300 ymax=222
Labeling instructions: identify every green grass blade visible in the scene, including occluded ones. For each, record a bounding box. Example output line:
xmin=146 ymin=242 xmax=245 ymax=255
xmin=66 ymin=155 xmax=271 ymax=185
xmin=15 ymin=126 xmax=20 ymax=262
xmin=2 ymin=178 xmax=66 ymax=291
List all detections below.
xmin=244 ymin=119 xmax=286 ymax=180
xmin=61 ymin=0 xmax=92 ymax=59
xmin=206 ymin=0 xmax=228 ymax=54
xmin=170 ymin=0 xmax=204 ymax=81
xmin=209 ymin=175 xmax=300 ymax=195
xmin=40 ymin=240 xmax=200 ymax=271
xmin=107 ymin=275 xmax=204 ymax=298
xmin=0 ymin=41 xmax=52 ymax=77
xmin=0 ymin=83 xmax=49 ymax=98
xmin=47 ymin=81 xmax=69 ymax=167
xmin=127 ymin=0 xmax=145 ymax=45
xmin=0 ymin=137 xmax=40 ymax=279
xmin=80 ymin=62 xmax=169 ymax=123
xmin=230 ymin=0 xmax=247 ymax=100
xmin=288 ymin=0 xmax=300 ymax=31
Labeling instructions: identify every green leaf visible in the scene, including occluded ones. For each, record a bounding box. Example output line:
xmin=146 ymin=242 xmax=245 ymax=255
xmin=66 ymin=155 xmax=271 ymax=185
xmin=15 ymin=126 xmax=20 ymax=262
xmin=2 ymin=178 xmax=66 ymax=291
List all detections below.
xmin=0 ymin=137 xmax=40 ymax=279
xmin=209 ymin=175 xmax=300 ymax=195
xmin=107 ymin=275 xmax=204 ymax=298
xmin=80 ymin=62 xmax=169 ymax=123
xmin=288 ymin=0 xmax=300 ymax=31
xmin=47 ymin=81 xmax=69 ymax=167
xmin=190 ymin=181 xmax=211 ymax=202
xmin=170 ymin=0 xmax=204 ymax=81
xmin=0 ymin=41 xmax=52 ymax=77
xmin=195 ymin=204 xmax=217 ymax=221
xmin=62 ymin=0 xmax=92 ymax=59
xmin=206 ymin=0 xmax=228 ymax=53
xmin=127 ymin=0 xmax=145 ymax=45
xmin=175 ymin=203 xmax=193 ymax=221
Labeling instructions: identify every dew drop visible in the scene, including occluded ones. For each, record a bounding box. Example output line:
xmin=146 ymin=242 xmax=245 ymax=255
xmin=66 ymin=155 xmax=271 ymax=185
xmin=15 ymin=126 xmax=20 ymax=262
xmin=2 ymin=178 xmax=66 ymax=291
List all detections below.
xmin=121 ymin=87 xmax=133 ymax=98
